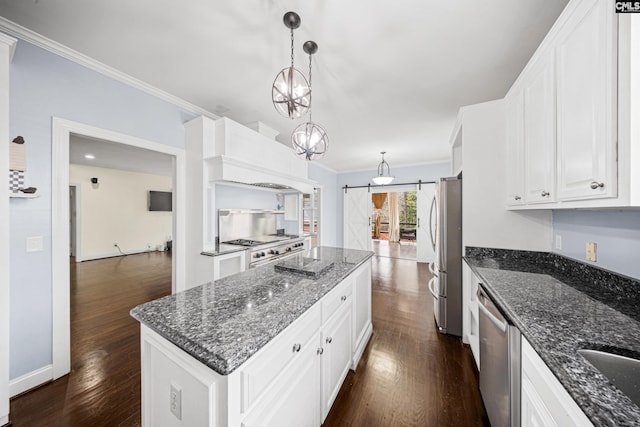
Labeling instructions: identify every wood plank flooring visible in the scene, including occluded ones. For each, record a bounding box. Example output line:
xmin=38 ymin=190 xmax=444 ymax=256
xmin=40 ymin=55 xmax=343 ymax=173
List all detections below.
xmin=9 ymin=252 xmax=172 ymax=427
xmin=324 ymin=256 xmax=489 ymax=426
xmin=8 ymin=252 xmax=487 ymax=426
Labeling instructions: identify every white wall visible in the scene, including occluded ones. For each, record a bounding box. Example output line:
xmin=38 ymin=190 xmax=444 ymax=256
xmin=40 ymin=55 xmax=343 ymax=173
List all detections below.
xmin=461 ymin=100 xmax=552 ymax=251
xmin=70 ymin=164 xmax=172 ymax=260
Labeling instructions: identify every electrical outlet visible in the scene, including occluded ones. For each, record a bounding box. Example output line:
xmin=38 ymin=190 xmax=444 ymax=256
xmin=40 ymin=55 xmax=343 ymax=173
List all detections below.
xmin=586 ymin=242 xmax=597 ymax=262
xmin=170 ymin=383 xmax=182 ymax=420
xmin=26 ymin=236 xmax=44 ymax=252
xmin=555 ymin=235 xmax=562 ymax=250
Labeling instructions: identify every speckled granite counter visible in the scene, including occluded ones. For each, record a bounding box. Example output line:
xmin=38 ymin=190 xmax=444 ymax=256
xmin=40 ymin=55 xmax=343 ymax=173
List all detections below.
xmin=464 ymin=247 xmax=640 ymax=427
xmin=131 ymin=246 xmax=374 ymax=376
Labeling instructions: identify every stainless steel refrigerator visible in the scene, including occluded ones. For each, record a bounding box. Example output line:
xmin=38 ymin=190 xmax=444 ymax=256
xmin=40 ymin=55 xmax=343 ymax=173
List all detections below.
xmin=428 ymin=176 xmax=462 ymax=336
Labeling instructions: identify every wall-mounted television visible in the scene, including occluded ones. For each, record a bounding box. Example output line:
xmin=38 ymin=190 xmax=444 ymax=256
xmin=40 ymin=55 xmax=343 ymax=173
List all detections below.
xmin=149 ymin=191 xmax=172 ymax=212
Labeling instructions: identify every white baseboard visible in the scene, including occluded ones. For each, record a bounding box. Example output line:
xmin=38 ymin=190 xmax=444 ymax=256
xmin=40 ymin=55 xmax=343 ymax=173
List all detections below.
xmin=9 ymin=364 xmax=52 ymax=397
xmin=77 ymin=248 xmax=160 ymax=262
xmin=1 ymin=414 xmax=8 ymax=426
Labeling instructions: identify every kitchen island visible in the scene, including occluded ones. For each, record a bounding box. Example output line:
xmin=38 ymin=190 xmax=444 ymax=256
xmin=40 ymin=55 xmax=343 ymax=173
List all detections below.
xmin=131 ymin=246 xmax=374 ymax=427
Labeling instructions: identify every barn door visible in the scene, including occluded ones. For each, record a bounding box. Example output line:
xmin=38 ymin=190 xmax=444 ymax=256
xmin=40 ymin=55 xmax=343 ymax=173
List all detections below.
xmin=343 ymin=187 xmax=372 ymax=251
xmin=416 ymin=183 xmax=436 ymax=263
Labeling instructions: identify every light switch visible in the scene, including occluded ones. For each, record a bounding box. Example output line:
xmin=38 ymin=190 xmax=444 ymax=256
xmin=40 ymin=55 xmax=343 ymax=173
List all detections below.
xmin=586 ymin=242 xmax=597 ymax=262
xmin=555 ymin=235 xmax=562 ymax=250
xmin=26 ymin=236 xmax=44 ymax=252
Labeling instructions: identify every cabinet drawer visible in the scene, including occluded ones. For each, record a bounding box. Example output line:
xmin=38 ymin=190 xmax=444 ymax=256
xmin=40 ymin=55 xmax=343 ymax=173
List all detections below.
xmin=239 ymin=304 xmax=321 ymax=413
xmin=322 ymin=276 xmax=353 ymax=323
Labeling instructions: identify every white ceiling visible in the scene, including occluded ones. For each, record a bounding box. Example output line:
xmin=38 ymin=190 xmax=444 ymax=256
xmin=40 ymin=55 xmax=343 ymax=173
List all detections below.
xmin=0 ymin=0 xmax=568 ymax=172
xmin=70 ymin=134 xmax=173 ymax=176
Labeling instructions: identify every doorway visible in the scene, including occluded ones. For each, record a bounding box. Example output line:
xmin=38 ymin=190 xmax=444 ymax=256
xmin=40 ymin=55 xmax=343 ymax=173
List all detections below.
xmin=51 ymin=118 xmax=186 ymax=381
xmin=371 ymin=190 xmax=418 ymax=260
xmin=69 ymin=185 xmax=78 ymax=257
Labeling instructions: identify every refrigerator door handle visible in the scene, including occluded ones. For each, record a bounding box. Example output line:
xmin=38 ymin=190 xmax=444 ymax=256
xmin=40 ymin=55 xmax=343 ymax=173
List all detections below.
xmin=428 ymin=277 xmax=438 ymax=299
xmin=428 ymin=262 xmax=438 ymax=278
xmin=429 ymin=196 xmax=437 ymax=251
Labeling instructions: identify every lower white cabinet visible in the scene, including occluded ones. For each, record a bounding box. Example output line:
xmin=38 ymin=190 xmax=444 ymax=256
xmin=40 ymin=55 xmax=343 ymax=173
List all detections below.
xmin=461 ymin=262 xmax=480 ymax=368
xmin=213 ymin=250 xmax=247 ymax=280
xmin=140 ymin=259 xmax=372 ymax=427
xmin=521 ymin=336 xmax=593 ymax=427
xmin=242 ymin=331 xmax=322 ymax=427
xmin=321 ymin=298 xmax=352 ymax=420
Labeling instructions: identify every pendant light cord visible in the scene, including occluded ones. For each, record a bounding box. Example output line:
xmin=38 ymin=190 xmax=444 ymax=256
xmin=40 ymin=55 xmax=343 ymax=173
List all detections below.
xmin=308 ymin=52 xmax=313 ymax=121
xmin=290 ymin=28 xmax=295 ymax=68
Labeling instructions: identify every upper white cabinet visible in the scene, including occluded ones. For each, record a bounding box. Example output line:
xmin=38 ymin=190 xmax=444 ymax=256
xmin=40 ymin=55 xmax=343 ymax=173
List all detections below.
xmin=523 ymin=56 xmax=556 ymax=204
xmin=555 ymin=0 xmax=617 ymax=201
xmin=504 ymin=0 xmax=640 ymax=209
xmin=505 ymin=91 xmax=525 ymax=206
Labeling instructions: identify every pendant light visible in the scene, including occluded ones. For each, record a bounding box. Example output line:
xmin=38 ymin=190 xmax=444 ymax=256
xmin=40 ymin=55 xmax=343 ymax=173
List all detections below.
xmin=272 ymin=12 xmax=311 ymax=119
xmin=372 ymin=152 xmax=395 ymax=185
xmin=291 ymin=41 xmax=329 ymax=161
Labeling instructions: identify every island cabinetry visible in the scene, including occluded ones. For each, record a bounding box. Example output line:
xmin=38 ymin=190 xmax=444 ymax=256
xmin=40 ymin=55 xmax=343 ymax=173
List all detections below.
xmin=521 ymin=336 xmax=592 ymax=427
xmin=352 ymin=261 xmax=372 ymax=368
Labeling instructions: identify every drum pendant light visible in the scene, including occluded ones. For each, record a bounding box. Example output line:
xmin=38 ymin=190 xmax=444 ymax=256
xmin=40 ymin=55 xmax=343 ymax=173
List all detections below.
xmin=272 ymin=12 xmax=311 ymax=119
xmin=291 ymin=41 xmax=328 ymax=161
xmin=372 ymin=152 xmax=395 ymax=185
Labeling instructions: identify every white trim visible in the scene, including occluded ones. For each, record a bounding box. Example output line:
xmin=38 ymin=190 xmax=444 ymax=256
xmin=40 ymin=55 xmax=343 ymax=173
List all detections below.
xmin=52 ymin=118 xmax=186 ymax=380
xmin=0 ymin=18 xmax=219 ymax=120
xmin=308 ymin=161 xmax=339 ymax=174
xmin=9 ymin=365 xmax=52 ymax=398
xmin=0 ymin=32 xmax=17 ymax=425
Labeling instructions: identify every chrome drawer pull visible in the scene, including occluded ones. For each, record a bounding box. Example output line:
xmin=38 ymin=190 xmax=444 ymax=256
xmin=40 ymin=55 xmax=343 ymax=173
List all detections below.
xmin=541 ymin=190 xmax=550 ymax=197
xmin=341 ymin=295 xmax=347 ymax=301
xmin=292 ymin=343 xmax=301 ymax=353
xmin=326 ymin=337 xmax=332 ymax=344
xmin=317 ymin=347 xmax=324 ymax=355
xmin=590 ymin=181 xmax=605 ymax=190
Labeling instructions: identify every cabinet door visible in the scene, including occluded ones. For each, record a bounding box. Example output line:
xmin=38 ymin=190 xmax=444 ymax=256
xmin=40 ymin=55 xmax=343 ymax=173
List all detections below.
xmin=505 ymin=90 xmax=525 ymax=206
xmin=556 ymin=0 xmax=617 ymax=201
xmin=521 ymin=376 xmax=558 ymax=427
xmin=241 ymin=332 xmax=321 ymax=427
xmin=322 ymin=300 xmax=353 ymax=421
xmin=352 ymin=262 xmax=372 ymax=368
xmin=523 ymin=56 xmax=556 ymax=204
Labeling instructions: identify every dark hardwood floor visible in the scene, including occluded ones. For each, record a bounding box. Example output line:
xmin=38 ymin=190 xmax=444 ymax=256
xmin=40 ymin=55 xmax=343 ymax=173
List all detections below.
xmin=9 ymin=252 xmax=172 ymax=427
xmin=9 ymin=251 xmax=487 ymax=426
xmin=372 ymin=240 xmax=417 ymax=260
xmin=324 ymin=256 xmax=489 ymax=426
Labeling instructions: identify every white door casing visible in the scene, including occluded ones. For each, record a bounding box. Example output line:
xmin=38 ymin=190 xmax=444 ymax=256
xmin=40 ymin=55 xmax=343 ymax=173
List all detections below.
xmin=343 ymin=187 xmax=372 ymax=251
xmin=416 ymin=183 xmax=436 ymax=263
xmin=51 ymin=118 xmax=186 ymax=380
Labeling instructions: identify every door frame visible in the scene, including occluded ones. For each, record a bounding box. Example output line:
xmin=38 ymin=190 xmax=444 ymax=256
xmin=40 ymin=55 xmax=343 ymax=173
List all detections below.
xmin=51 ymin=117 xmax=186 ymax=380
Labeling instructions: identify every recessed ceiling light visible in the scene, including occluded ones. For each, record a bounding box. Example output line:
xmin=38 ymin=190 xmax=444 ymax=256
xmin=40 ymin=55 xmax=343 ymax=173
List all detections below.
xmin=84 ymin=154 xmax=95 ymax=159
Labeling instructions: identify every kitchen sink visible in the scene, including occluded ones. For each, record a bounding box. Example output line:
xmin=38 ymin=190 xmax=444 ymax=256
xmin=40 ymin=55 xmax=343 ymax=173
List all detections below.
xmin=578 ymin=349 xmax=640 ymax=406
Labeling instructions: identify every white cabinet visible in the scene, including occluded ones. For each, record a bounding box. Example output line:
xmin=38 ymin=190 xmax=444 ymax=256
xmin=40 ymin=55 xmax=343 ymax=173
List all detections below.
xmin=242 ymin=332 xmax=321 ymax=427
xmin=523 ymin=55 xmax=556 ymax=204
xmin=352 ymin=261 xmax=372 ymax=368
xmin=505 ymin=91 xmax=525 ymax=206
xmin=320 ymin=298 xmax=352 ymax=421
xmin=555 ymin=0 xmax=617 ymax=201
xmin=461 ymin=262 xmax=480 ymax=368
xmin=521 ymin=336 xmax=593 ymax=427
xmin=213 ymin=250 xmax=247 ymax=280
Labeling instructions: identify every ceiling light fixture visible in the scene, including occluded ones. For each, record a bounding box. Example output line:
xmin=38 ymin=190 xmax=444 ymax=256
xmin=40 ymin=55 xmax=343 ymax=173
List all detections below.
xmin=84 ymin=154 xmax=95 ymax=160
xmin=272 ymin=12 xmax=311 ymax=119
xmin=372 ymin=152 xmax=395 ymax=185
xmin=291 ymin=40 xmax=328 ymax=161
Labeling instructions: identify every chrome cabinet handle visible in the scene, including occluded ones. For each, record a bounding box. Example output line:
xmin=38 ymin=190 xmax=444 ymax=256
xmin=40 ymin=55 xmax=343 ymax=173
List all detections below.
xmin=514 ymin=195 xmax=521 ymax=201
xmin=317 ymin=347 xmax=324 ymax=355
xmin=541 ymin=190 xmax=550 ymax=197
xmin=341 ymin=295 xmax=347 ymax=301
xmin=326 ymin=337 xmax=332 ymax=344
xmin=292 ymin=343 xmax=301 ymax=353
xmin=417 ymin=217 xmax=420 ymax=228
xmin=590 ymin=181 xmax=605 ymax=190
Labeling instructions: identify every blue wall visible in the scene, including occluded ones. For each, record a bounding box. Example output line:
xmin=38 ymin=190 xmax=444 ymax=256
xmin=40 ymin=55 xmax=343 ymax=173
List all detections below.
xmin=336 ymin=162 xmax=451 ymax=246
xmin=552 ymin=210 xmax=640 ymax=280
xmin=308 ymin=163 xmax=338 ymax=247
xmin=9 ymin=39 xmax=196 ymax=379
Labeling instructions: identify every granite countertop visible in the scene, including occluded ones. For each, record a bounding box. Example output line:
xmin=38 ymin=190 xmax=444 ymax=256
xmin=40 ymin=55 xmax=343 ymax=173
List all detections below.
xmin=464 ymin=247 xmax=640 ymax=427
xmin=131 ymin=246 xmax=374 ymax=376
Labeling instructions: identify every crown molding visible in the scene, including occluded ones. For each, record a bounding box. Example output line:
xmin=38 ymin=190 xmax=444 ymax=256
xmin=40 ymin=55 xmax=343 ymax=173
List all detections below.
xmin=307 ymin=160 xmax=338 ymax=174
xmin=0 ymin=17 xmax=219 ymax=120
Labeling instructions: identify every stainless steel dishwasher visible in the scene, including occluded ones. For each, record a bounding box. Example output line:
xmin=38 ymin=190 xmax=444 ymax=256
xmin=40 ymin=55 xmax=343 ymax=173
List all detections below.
xmin=477 ymin=285 xmax=521 ymax=427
